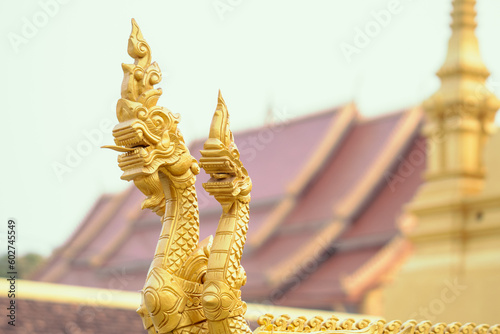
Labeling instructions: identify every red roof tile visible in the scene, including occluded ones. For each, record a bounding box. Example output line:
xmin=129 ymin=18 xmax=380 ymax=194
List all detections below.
xmin=340 ymin=136 xmax=426 ymax=241
xmin=76 ymin=188 xmax=145 ymax=260
xmin=285 ymin=112 xmax=405 ymax=226
xmin=277 ymin=246 xmax=383 ymax=308
xmin=32 ymin=105 xmax=425 ymax=312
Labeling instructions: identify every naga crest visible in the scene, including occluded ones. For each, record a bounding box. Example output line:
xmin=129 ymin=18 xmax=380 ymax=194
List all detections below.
xmin=103 ymin=19 xmax=199 ymax=216
xmin=200 ymin=91 xmax=252 ymax=209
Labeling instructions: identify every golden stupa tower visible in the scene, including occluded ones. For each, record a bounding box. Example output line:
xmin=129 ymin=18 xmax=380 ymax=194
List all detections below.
xmin=382 ymin=0 xmax=500 ymax=323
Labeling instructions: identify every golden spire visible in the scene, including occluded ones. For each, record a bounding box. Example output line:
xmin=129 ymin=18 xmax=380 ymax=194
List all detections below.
xmin=434 ymin=0 xmax=494 ymax=102
xmin=422 ymin=0 xmax=500 ymax=191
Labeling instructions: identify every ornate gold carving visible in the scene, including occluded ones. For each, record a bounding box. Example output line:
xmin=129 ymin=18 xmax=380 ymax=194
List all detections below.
xmin=106 ymin=17 xmax=500 ymax=334
xmin=199 ymin=91 xmax=252 ymax=334
xmin=105 ymin=19 xmax=207 ymax=334
xmin=254 ymin=317 xmax=500 ymax=334
xmin=106 ymin=19 xmax=253 ymax=334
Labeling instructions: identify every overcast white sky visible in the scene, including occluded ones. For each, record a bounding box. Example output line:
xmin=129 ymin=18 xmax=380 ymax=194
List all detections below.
xmin=1 ymin=0 xmax=500 ymax=256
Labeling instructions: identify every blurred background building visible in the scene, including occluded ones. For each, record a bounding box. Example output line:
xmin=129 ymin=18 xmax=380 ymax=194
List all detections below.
xmin=32 ymin=103 xmax=423 ymax=312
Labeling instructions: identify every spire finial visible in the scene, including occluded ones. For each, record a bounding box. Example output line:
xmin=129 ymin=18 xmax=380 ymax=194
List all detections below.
xmin=437 ymin=0 xmax=490 ymax=81
xmin=217 ymin=89 xmax=226 ymax=110
xmin=450 ymin=0 xmax=476 ymax=29
xmin=421 ymin=0 xmax=500 ymax=191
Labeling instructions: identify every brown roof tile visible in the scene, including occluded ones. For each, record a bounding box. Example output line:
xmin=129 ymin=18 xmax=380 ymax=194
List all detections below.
xmin=275 ymin=246 xmax=383 ymax=309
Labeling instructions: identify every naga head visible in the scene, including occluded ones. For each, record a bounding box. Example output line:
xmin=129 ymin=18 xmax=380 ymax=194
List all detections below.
xmin=199 ymin=91 xmax=252 ymax=207
xmin=104 ymin=19 xmax=199 ymax=216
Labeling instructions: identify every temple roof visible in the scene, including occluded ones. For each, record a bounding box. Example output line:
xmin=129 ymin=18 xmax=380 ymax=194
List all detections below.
xmin=32 ymin=102 xmax=426 ymax=311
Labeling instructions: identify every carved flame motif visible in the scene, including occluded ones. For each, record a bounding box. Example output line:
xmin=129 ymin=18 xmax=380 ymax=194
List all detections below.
xmin=106 ymin=19 xmax=500 ymax=334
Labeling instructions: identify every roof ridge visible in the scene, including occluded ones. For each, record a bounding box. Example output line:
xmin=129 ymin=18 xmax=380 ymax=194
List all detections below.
xmin=188 ymin=103 xmax=347 ymax=148
xmin=188 ymin=103 xmax=422 ymax=149
xmin=265 ymin=106 xmax=423 ymax=288
xmin=340 ymin=235 xmax=413 ymax=300
xmin=33 ymin=186 xmax=136 ymax=282
xmin=245 ymin=103 xmax=359 ymax=251
xmin=356 ymin=105 xmax=422 ymax=124
xmin=88 ymin=205 xmax=144 ymax=268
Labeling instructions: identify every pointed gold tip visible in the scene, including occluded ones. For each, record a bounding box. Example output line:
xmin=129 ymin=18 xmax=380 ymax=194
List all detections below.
xmin=130 ymin=18 xmax=139 ymax=36
xmin=217 ymin=90 xmax=226 ymax=109
xmin=101 ymin=145 xmax=135 ymax=152
xmin=206 ymin=90 xmax=230 ymax=145
xmin=130 ymin=18 xmax=142 ymax=38
xmin=126 ymin=17 xmax=150 ymax=64
xmin=438 ymin=0 xmax=487 ymax=79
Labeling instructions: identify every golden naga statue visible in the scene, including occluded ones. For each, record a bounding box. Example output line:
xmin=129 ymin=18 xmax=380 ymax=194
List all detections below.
xmin=105 ymin=19 xmax=500 ymax=334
